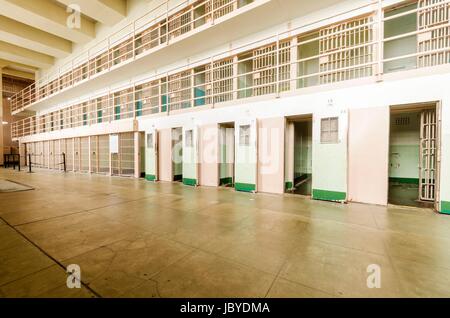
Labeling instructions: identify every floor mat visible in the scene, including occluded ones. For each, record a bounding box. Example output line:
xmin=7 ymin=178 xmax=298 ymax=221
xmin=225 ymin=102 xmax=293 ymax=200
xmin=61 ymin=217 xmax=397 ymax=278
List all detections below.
xmin=0 ymin=179 xmax=34 ymax=193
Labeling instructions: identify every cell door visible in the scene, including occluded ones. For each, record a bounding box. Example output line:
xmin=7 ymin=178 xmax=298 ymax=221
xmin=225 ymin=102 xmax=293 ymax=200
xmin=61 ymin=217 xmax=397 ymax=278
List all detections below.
xmin=49 ymin=140 xmax=55 ymax=169
xmin=284 ymin=121 xmax=295 ymax=191
xmin=98 ymin=135 xmax=110 ymax=174
xmin=43 ymin=141 xmax=49 ymax=168
xmin=66 ymin=138 xmax=73 ymax=171
xmin=419 ymin=109 xmax=438 ymax=202
xmin=182 ymin=125 xmax=199 ymax=186
xmin=58 ymin=140 xmax=64 ymax=171
xmin=80 ymin=137 xmax=89 ymax=172
xmin=234 ymin=118 xmax=257 ymax=192
xmin=219 ymin=125 xmax=235 ymax=186
xmin=145 ymin=129 xmax=158 ymax=181
xmin=74 ymin=138 xmax=80 ymax=172
xmin=90 ymin=136 xmax=98 ymax=174
xmin=119 ymin=132 xmax=135 ymax=176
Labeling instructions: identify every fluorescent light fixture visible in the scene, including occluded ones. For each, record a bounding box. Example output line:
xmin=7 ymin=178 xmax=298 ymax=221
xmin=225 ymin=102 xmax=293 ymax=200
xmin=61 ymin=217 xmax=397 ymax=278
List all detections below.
xmin=2 ymin=121 xmax=8 ymax=125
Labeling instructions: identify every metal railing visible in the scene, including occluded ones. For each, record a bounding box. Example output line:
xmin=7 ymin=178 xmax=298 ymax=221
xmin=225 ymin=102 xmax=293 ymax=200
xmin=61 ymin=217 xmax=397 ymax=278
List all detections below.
xmin=11 ymin=0 xmax=450 ymax=140
xmin=10 ymin=0 xmax=255 ymax=113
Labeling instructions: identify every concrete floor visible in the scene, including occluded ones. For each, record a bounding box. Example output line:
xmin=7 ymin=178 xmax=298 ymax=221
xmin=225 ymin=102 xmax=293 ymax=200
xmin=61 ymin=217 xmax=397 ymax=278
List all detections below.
xmin=1 ymin=169 xmax=450 ymax=298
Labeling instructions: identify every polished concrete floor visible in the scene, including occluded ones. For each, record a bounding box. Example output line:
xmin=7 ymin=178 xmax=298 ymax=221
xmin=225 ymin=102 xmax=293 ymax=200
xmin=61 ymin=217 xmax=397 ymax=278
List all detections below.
xmin=1 ymin=168 xmax=450 ymax=298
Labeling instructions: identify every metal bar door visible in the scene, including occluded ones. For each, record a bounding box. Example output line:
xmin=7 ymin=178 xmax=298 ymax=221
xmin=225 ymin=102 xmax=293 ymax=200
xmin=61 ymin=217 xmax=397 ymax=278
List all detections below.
xmin=419 ymin=109 xmax=437 ymax=201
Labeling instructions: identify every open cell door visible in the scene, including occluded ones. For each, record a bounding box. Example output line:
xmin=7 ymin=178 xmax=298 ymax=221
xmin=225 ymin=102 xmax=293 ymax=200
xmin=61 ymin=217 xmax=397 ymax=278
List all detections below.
xmin=235 ymin=118 xmax=258 ymax=192
xmin=284 ymin=121 xmax=295 ymax=191
xmin=145 ymin=128 xmax=158 ymax=181
xmin=182 ymin=125 xmax=199 ymax=186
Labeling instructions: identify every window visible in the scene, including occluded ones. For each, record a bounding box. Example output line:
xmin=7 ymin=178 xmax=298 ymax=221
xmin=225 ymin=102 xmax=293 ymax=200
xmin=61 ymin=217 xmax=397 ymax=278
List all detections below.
xmin=239 ymin=125 xmax=251 ymax=146
xmin=185 ymin=130 xmax=193 ymax=147
xmin=147 ymin=133 xmax=153 ymax=149
xmin=321 ymin=117 xmax=339 ymax=143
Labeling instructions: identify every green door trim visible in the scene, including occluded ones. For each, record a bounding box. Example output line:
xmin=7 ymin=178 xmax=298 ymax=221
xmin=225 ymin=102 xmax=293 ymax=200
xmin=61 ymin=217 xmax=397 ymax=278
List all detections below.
xmin=235 ymin=183 xmax=256 ymax=193
xmin=312 ymin=189 xmax=346 ymax=202
xmin=441 ymin=201 xmax=450 ymax=215
xmin=183 ymin=178 xmax=197 ymax=186
xmin=145 ymin=174 xmax=156 ymax=181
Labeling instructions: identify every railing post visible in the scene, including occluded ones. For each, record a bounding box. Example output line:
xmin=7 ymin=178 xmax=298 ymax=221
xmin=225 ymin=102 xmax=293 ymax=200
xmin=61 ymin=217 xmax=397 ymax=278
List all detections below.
xmin=28 ymin=154 xmax=32 ymax=173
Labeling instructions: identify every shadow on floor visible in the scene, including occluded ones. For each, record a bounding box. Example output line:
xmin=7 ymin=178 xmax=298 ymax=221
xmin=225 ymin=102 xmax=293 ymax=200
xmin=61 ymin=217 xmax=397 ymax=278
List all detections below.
xmin=388 ymin=182 xmax=433 ymax=208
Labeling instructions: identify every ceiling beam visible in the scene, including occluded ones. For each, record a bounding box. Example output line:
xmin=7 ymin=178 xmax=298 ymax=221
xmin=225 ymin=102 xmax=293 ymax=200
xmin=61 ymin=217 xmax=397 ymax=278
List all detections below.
xmin=0 ymin=0 xmax=96 ymax=44
xmin=56 ymin=0 xmax=127 ymax=26
xmin=0 ymin=41 xmax=54 ymax=69
xmin=0 ymin=16 xmax=72 ymax=58
xmin=0 ymin=59 xmax=38 ymax=72
xmin=1 ymin=67 xmax=35 ymax=80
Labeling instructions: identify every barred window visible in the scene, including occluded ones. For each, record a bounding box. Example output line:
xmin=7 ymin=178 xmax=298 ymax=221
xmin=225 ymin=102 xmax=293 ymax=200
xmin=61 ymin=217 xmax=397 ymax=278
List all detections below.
xmin=239 ymin=125 xmax=251 ymax=146
xmin=147 ymin=133 xmax=154 ymax=149
xmin=321 ymin=117 xmax=339 ymax=143
xmin=185 ymin=130 xmax=193 ymax=147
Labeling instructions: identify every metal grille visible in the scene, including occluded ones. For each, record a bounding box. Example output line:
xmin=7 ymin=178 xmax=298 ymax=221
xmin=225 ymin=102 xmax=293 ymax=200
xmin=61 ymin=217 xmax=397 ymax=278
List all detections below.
xmin=89 ymin=51 xmax=109 ymax=76
xmin=168 ymin=9 xmax=192 ymax=39
xmin=98 ymin=135 xmax=110 ymax=174
xmin=49 ymin=140 xmax=55 ymax=169
xmin=206 ymin=58 xmax=234 ymax=104
xmin=168 ymin=71 xmax=192 ymax=110
xmin=42 ymin=141 xmax=48 ymax=168
xmin=80 ymin=137 xmax=89 ymax=172
xmin=279 ymin=40 xmax=291 ymax=92
xmin=206 ymin=0 xmax=234 ymax=19
xmin=114 ymin=88 xmax=134 ymax=120
xmin=111 ymin=38 xmax=133 ymax=66
xmin=419 ymin=109 xmax=437 ymax=201
xmin=74 ymin=138 xmax=80 ymax=171
xmin=66 ymin=138 xmax=73 ymax=171
xmin=418 ymin=0 xmax=450 ymax=67
xmin=319 ymin=15 xmax=373 ymax=84
xmin=120 ymin=132 xmax=135 ymax=176
xmin=90 ymin=136 xmax=98 ymax=173
xmin=137 ymin=80 xmax=160 ymax=115
xmin=73 ymin=62 xmax=88 ymax=83
xmin=253 ymin=44 xmax=276 ymax=96
xmin=136 ymin=24 xmax=161 ymax=55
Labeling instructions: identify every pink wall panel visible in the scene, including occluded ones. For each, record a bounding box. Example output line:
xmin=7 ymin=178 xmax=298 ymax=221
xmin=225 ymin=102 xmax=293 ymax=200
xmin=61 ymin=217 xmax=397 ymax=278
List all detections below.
xmin=258 ymin=117 xmax=285 ymax=194
xmin=199 ymin=124 xmax=219 ymax=187
xmin=348 ymin=106 xmax=389 ymax=205
xmin=158 ymin=128 xmax=173 ymax=182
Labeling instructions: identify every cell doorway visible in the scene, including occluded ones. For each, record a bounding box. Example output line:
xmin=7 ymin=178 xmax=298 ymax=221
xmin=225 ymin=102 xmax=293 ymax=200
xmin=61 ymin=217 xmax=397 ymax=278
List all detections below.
xmin=172 ymin=127 xmax=183 ymax=182
xmin=219 ymin=123 xmax=235 ymax=188
xmin=285 ymin=116 xmax=313 ymax=196
xmin=389 ymin=103 xmax=440 ymax=209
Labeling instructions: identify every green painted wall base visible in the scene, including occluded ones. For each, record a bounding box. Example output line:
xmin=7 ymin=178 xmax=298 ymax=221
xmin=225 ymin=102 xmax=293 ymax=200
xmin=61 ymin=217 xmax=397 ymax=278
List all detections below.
xmin=441 ymin=201 xmax=450 ymax=215
xmin=220 ymin=177 xmax=233 ymax=186
xmin=312 ymin=189 xmax=346 ymax=202
xmin=183 ymin=178 xmax=197 ymax=186
xmin=285 ymin=182 xmax=293 ymax=190
xmin=389 ymin=177 xmax=419 ymax=185
xmin=145 ymin=174 xmax=156 ymax=181
xmin=235 ymin=183 xmax=256 ymax=193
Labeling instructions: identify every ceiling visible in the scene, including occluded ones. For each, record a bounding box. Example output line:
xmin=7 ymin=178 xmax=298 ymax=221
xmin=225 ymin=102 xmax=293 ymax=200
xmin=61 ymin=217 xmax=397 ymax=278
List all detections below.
xmin=0 ymin=0 xmax=129 ymax=81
